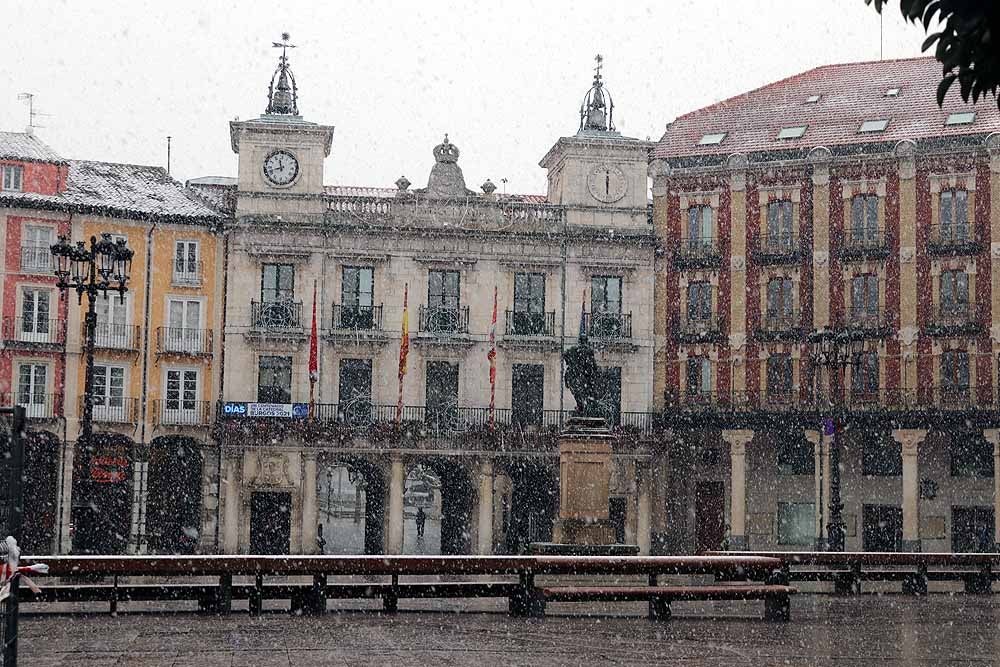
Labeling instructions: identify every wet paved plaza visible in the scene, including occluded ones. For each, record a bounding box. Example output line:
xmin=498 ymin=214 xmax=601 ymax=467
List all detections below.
xmin=18 ymin=595 xmax=1000 ymax=666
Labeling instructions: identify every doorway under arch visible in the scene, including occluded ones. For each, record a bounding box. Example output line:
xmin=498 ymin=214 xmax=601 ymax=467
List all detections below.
xmin=318 ymin=455 xmax=385 ymax=554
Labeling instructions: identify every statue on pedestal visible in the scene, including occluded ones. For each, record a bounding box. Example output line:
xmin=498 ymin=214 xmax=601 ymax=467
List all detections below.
xmin=562 ymin=333 xmax=606 ymax=419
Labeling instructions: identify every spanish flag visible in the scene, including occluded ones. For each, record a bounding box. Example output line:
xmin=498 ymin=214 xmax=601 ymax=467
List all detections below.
xmin=396 ymin=283 xmax=409 ymax=424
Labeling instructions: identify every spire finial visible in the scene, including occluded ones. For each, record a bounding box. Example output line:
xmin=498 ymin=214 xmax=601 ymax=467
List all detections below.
xmin=579 ymin=55 xmax=614 ymax=133
xmin=266 ymin=32 xmax=299 ymax=116
xmin=594 ymin=53 xmax=603 ymax=82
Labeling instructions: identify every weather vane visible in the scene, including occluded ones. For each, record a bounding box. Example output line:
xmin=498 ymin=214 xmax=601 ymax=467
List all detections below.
xmin=272 ymin=32 xmax=296 ymax=65
xmin=594 ymin=54 xmax=603 ymax=81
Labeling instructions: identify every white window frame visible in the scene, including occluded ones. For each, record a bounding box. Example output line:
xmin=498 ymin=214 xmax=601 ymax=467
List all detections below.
xmin=21 ymin=224 xmax=55 ymax=273
xmin=16 ymin=361 xmax=49 ymax=418
xmin=173 ymin=240 xmax=201 ymax=286
xmin=2 ymin=164 xmax=24 ymax=192
xmin=164 ymin=296 xmax=205 ymax=353
xmin=95 ymin=293 xmax=132 ymax=349
xmin=18 ymin=286 xmax=54 ymax=343
xmin=163 ymin=367 xmax=200 ymax=425
xmin=92 ymin=363 xmax=128 ymax=422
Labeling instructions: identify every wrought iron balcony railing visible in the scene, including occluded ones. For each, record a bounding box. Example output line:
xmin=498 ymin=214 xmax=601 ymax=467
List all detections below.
xmin=83 ymin=396 xmax=140 ymax=424
xmin=583 ymin=311 xmax=633 ymax=339
xmin=839 ymin=230 xmax=892 ymax=260
xmin=2 ymin=317 xmax=65 ymax=346
xmin=757 ymin=309 xmax=802 ymax=339
xmin=172 ymin=260 xmax=204 ymax=286
xmin=674 ymin=237 xmax=722 ymax=268
xmin=675 ymin=313 xmax=724 ymax=342
xmin=19 ymin=244 xmax=53 ymax=273
xmin=504 ymin=310 xmax=556 ymax=337
xmin=332 ymin=304 xmax=383 ymax=331
xmin=927 ymin=223 xmax=982 ymax=256
xmin=752 ymin=233 xmax=803 ymax=265
xmin=251 ymin=300 xmax=304 ymax=330
xmin=0 ymin=392 xmax=61 ymax=420
xmin=927 ymin=301 xmax=980 ymax=336
xmin=840 ymin=308 xmax=891 ymax=336
xmin=91 ymin=323 xmax=141 ymax=351
xmin=153 ymin=399 xmax=212 ymax=426
xmin=156 ymin=327 xmax=213 ymax=355
xmin=418 ymin=305 xmax=470 ymax=335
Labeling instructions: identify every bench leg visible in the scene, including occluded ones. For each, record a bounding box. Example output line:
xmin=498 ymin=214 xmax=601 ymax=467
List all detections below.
xmin=310 ymin=574 xmax=327 ymax=614
xmin=509 ymin=572 xmax=544 ymax=618
xmin=110 ymin=576 xmax=119 ymax=616
xmin=383 ymin=574 xmax=399 ymax=613
xmin=249 ymin=574 xmax=263 ymax=616
xmin=902 ymin=572 xmax=927 ymax=596
xmin=218 ymin=574 xmax=232 ymax=615
xmin=765 ymin=595 xmax=790 ymax=622
xmin=964 ymin=570 xmax=991 ymax=594
xmin=648 ymin=597 xmax=671 ymax=621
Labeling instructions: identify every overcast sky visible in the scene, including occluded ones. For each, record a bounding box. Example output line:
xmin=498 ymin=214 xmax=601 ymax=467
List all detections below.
xmin=4 ymin=1 xmax=932 ymax=195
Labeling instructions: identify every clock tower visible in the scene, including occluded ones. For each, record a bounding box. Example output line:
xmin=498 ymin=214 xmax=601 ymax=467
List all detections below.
xmin=539 ymin=56 xmax=652 ymax=226
xmin=229 ymin=35 xmax=335 ymax=216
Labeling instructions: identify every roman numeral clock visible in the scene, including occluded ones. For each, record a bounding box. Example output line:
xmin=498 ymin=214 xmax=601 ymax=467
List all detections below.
xmin=587 ymin=164 xmax=627 ymax=204
xmin=263 ymin=149 xmax=300 ymax=187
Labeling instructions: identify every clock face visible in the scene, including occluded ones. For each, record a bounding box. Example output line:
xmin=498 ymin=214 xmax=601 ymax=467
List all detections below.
xmin=263 ymin=150 xmax=299 ymax=186
xmin=587 ymin=164 xmax=627 ymax=204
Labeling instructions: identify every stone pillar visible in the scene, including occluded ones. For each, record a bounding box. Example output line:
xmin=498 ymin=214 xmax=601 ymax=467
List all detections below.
xmin=387 ymin=454 xmax=405 ymax=554
xmin=723 ymin=429 xmax=753 ymax=550
xmin=805 ymin=430 xmax=824 ymax=549
xmin=821 ymin=434 xmax=831 ymax=546
xmin=57 ymin=441 xmax=75 ymax=554
xmin=222 ymin=455 xmax=240 ymax=554
xmin=301 ymin=452 xmax=318 ymax=554
xmin=893 ymin=429 xmax=927 ymax=552
xmin=636 ymin=462 xmax=652 ymax=555
xmin=728 ymin=155 xmax=748 ymax=394
xmin=985 ymin=429 xmax=1000 ymax=550
xmin=808 ymin=148 xmax=832 ymax=330
xmin=477 ymin=459 xmax=494 ymax=555
xmin=129 ymin=459 xmax=149 ymax=554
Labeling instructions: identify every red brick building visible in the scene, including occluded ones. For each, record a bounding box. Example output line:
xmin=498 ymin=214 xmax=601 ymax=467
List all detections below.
xmin=650 ymin=58 xmax=1000 ymax=554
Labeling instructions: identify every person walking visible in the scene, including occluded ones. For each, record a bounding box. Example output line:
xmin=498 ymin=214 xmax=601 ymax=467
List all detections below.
xmin=415 ymin=507 xmax=426 ymax=539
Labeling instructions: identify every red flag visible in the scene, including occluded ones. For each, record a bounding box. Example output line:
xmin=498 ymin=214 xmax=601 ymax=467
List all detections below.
xmin=488 ymin=286 xmax=497 ymax=429
xmin=308 ymin=281 xmax=318 ymax=417
xmin=397 ymin=284 xmax=409 ymax=424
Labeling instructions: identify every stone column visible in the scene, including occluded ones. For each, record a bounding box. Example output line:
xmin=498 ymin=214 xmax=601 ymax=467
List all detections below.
xmin=477 ymin=459 xmax=494 ymax=555
xmin=57 ymin=441 xmax=75 ymax=554
xmin=301 ymin=452 xmax=318 ymax=554
xmin=985 ymin=430 xmax=1000 ymax=550
xmin=129 ymin=458 xmax=148 ymax=555
xmin=222 ymin=454 xmax=240 ymax=554
xmin=808 ymin=148 xmax=832 ymax=330
xmin=723 ymin=429 xmax=754 ymax=550
xmin=893 ymin=429 xmax=927 ymax=552
xmin=821 ymin=434 xmax=831 ymax=546
xmin=636 ymin=462 xmax=652 ymax=555
xmin=387 ymin=454 xmax=405 ymax=554
xmin=805 ymin=430 xmax=824 ymax=549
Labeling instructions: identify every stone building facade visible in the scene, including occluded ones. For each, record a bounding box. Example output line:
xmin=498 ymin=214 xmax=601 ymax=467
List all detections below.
xmin=650 ymin=57 xmax=1000 ymax=553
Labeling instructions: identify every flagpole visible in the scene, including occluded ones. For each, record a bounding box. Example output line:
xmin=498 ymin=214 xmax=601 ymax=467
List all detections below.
xmin=397 ymin=283 xmax=409 ymax=425
xmin=488 ymin=285 xmax=497 ymax=430
xmin=308 ymin=280 xmax=318 ymax=419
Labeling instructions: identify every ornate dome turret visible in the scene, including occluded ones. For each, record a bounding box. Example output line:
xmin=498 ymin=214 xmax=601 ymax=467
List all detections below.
xmin=579 ymin=54 xmax=615 ymax=133
xmin=265 ymin=33 xmax=299 ymax=116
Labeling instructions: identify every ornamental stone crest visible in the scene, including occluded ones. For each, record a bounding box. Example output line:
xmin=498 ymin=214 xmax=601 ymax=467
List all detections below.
xmin=252 ymin=453 xmax=292 ymax=488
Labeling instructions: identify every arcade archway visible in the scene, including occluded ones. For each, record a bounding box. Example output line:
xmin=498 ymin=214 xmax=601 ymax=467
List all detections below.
xmin=20 ymin=430 xmax=61 ymax=554
xmin=146 ymin=436 xmax=204 ymax=554
xmin=499 ymin=459 xmax=558 ymax=554
xmin=403 ymin=458 xmax=474 ymax=555
xmin=71 ymin=432 xmax=134 ymax=554
xmin=317 ymin=455 xmax=385 ymax=554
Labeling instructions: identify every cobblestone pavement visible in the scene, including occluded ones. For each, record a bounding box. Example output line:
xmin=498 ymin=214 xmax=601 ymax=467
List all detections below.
xmin=17 ymin=595 xmax=1000 ymax=666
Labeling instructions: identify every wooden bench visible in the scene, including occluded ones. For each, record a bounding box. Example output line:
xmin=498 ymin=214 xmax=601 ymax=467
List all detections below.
xmin=539 ymin=584 xmax=796 ymax=621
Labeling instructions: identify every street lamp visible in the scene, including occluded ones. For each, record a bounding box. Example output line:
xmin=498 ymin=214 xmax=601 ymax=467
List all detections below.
xmin=51 ymin=233 xmax=133 ymax=553
xmin=809 ymin=326 xmax=865 ymax=553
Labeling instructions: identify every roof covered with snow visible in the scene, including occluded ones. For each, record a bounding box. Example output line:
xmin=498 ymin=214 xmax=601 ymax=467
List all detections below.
xmin=0 ymin=131 xmax=65 ymax=163
xmin=655 ymin=57 xmax=1000 ymax=161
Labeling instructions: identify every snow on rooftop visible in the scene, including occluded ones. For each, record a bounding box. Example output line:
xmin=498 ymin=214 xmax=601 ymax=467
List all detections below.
xmin=0 ymin=130 xmax=65 ymax=163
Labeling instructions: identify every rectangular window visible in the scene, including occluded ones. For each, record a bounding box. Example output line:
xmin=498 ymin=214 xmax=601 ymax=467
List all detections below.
xmin=590 ymin=275 xmax=623 ymax=337
xmin=939 ymin=189 xmax=969 ymax=241
xmin=426 ymin=360 xmax=459 ymax=428
xmin=766 ymin=354 xmax=793 ymax=397
xmin=698 ymin=132 xmax=726 ymax=145
xmin=686 ymin=281 xmax=712 ymax=321
xmin=850 ymin=194 xmax=879 ymax=243
xmin=858 ymin=119 xmax=889 ymax=133
xmin=862 ymin=436 xmax=902 ymax=476
xmin=778 ymin=437 xmax=814 ymax=475
xmin=338 ymin=358 xmax=373 ymax=425
xmin=21 ymin=225 xmax=54 ymax=272
xmin=941 ymin=350 xmax=970 ymax=399
xmin=93 ymin=364 xmax=126 ymax=420
xmin=428 ymin=270 xmax=460 ymax=309
xmin=777 ymin=502 xmax=815 ymax=545
xmin=339 ymin=266 xmax=375 ymax=329
xmin=16 ymin=363 xmax=48 ymax=418
xmin=951 ymin=435 xmax=995 ymax=478
xmin=851 ymin=352 xmax=879 ymax=398
xmin=766 ymin=200 xmax=794 ymax=250
xmin=173 ymin=241 xmax=200 ymax=284
xmin=258 ymin=356 xmax=292 ymax=403
xmin=940 ymin=269 xmax=970 ymax=317
xmin=766 ymin=276 xmax=794 ymax=318
xmin=165 ymin=368 xmax=198 ymax=415
xmin=951 ymin=506 xmax=995 ymax=553
xmin=2 ymin=164 xmax=24 ymax=191
xmin=850 ymin=274 xmax=879 ymax=324
xmin=166 ymin=298 xmax=203 ymax=353
xmin=512 ymin=273 xmax=546 ymax=335
xmin=776 ymin=126 xmax=807 ymax=139
xmin=20 ymin=287 xmax=52 ymax=342
xmin=261 ymin=263 xmax=295 ymax=302
xmin=685 ymin=356 xmax=711 ymax=396
xmin=512 ymin=364 xmax=544 ymax=425
xmin=686 ymin=205 xmax=713 ymax=247
xmin=863 ymin=504 xmax=902 ymax=552
xmin=95 ymin=294 xmax=130 ymax=348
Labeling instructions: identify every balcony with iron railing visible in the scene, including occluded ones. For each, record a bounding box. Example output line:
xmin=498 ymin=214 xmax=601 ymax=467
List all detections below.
xmin=674 ymin=313 xmax=724 ymax=343
xmin=19 ymin=244 xmax=53 ymax=273
xmin=927 ymin=223 xmax=983 ymax=256
xmin=332 ymin=304 xmax=384 ymax=331
xmin=673 ymin=237 xmax=722 ymax=269
xmin=153 ymin=399 xmax=212 ymax=426
xmin=250 ymin=300 xmax=304 ymax=331
xmin=751 ymin=233 xmax=804 ymax=265
xmin=504 ymin=310 xmax=556 ymax=337
xmin=172 ymin=260 xmax=204 ymax=287
xmin=755 ymin=309 xmax=803 ymax=341
xmin=83 ymin=396 xmax=140 ymax=424
xmin=839 ymin=307 xmax=892 ymax=337
xmin=418 ymin=305 xmax=470 ymax=336
xmin=156 ymin=327 xmax=213 ymax=356
xmin=839 ymin=230 xmax=892 ymax=261
xmin=926 ymin=301 xmax=981 ymax=336
xmin=0 ymin=392 xmax=61 ymax=420
xmin=583 ymin=311 xmax=633 ymax=340
xmin=2 ymin=316 xmax=65 ymax=346
xmin=91 ymin=323 xmax=141 ymax=352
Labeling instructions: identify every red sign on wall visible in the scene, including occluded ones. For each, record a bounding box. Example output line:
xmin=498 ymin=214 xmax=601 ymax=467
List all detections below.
xmin=90 ymin=455 xmax=130 ymax=484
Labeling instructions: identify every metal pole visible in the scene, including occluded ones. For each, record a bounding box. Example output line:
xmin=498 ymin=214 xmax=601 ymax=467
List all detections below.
xmin=75 ymin=249 xmax=99 ymax=554
xmin=3 ymin=406 xmax=26 ymax=667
